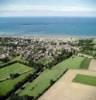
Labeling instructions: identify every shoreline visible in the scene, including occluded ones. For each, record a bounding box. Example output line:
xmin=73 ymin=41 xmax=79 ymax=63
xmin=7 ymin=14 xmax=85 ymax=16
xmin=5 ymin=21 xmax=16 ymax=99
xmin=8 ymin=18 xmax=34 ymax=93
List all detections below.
xmin=0 ymin=33 xmax=96 ymax=40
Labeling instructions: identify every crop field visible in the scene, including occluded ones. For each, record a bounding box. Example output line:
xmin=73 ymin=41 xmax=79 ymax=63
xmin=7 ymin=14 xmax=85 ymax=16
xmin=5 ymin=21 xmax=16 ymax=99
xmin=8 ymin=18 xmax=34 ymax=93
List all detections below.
xmin=0 ymin=70 xmax=34 ymax=96
xmin=0 ymin=56 xmax=91 ymax=99
xmin=0 ymin=62 xmax=35 ymax=96
xmin=16 ymin=56 xmax=87 ymax=98
xmin=39 ymin=70 xmax=96 ymax=100
xmin=0 ymin=62 xmax=33 ymax=81
xmin=88 ymin=59 xmax=96 ymax=71
xmin=73 ymin=74 xmax=96 ymax=86
xmin=80 ymin=58 xmax=91 ymax=69
xmin=53 ymin=56 xmax=86 ymax=69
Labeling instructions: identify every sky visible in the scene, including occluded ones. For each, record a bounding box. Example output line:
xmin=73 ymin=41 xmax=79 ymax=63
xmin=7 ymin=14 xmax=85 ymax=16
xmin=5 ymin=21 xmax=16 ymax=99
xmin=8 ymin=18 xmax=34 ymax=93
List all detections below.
xmin=0 ymin=0 xmax=96 ymax=17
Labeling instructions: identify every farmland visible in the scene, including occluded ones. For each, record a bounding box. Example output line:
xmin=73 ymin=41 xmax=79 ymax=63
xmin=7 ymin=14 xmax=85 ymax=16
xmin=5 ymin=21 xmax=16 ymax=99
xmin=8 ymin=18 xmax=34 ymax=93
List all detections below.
xmin=0 ymin=62 xmax=35 ymax=97
xmin=16 ymin=56 xmax=88 ymax=99
xmin=79 ymin=58 xmax=91 ymax=69
xmin=73 ymin=74 xmax=96 ymax=86
xmin=0 ymin=71 xmax=33 ymax=96
xmin=39 ymin=70 xmax=96 ymax=100
xmin=0 ymin=63 xmax=33 ymax=81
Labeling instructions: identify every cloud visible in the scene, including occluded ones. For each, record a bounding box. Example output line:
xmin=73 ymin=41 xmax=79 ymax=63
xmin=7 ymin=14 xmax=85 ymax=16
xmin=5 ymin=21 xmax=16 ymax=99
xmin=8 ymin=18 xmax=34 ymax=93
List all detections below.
xmin=0 ymin=4 xmax=95 ymax=12
xmin=0 ymin=0 xmax=96 ymax=16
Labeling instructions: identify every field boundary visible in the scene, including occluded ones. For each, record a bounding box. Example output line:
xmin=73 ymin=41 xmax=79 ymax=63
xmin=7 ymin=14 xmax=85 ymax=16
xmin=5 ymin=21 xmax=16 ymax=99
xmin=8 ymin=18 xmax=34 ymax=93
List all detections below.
xmin=35 ymin=69 xmax=68 ymax=100
xmin=39 ymin=69 xmax=96 ymax=100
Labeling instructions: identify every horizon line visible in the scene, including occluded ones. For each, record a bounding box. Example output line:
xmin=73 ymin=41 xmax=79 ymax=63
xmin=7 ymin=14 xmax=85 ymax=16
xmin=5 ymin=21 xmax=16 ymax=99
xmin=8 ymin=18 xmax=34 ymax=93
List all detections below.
xmin=0 ymin=15 xmax=96 ymax=18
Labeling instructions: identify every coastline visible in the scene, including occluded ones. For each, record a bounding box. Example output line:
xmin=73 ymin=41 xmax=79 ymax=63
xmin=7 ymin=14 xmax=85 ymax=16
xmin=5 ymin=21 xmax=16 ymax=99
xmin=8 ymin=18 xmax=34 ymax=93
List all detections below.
xmin=0 ymin=33 xmax=96 ymax=40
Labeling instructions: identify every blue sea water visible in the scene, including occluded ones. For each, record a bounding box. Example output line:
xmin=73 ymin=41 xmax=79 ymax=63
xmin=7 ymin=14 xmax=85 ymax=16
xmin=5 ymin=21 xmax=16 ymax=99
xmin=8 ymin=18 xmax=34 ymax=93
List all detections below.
xmin=0 ymin=17 xmax=96 ymax=37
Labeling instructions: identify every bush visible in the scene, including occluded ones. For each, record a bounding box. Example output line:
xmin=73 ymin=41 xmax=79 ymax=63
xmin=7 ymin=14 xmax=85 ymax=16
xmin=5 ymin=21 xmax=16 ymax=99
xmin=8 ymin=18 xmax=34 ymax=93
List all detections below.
xmin=50 ymin=80 xmax=55 ymax=85
xmin=10 ymin=94 xmax=33 ymax=100
xmin=10 ymin=73 xmax=20 ymax=79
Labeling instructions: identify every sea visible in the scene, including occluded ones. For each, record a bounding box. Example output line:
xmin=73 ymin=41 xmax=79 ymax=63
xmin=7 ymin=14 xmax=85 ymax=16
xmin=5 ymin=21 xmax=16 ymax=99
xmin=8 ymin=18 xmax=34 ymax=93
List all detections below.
xmin=0 ymin=17 xmax=96 ymax=37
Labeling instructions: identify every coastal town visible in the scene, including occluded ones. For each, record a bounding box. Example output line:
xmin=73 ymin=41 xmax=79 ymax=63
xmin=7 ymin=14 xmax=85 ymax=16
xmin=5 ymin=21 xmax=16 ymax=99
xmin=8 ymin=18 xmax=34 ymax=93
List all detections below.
xmin=0 ymin=36 xmax=79 ymax=66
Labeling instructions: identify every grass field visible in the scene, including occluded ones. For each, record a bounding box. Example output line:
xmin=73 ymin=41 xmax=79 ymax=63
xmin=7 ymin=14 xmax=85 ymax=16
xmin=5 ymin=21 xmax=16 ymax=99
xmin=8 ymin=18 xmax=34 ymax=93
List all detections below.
xmin=80 ymin=58 xmax=91 ymax=69
xmin=0 ymin=63 xmax=33 ymax=81
xmin=54 ymin=56 xmax=85 ymax=69
xmin=16 ymin=56 xmax=86 ymax=98
xmin=0 ymin=70 xmax=34 ymax=96
xmin=73 ymin=74 xmax=96 ymax=86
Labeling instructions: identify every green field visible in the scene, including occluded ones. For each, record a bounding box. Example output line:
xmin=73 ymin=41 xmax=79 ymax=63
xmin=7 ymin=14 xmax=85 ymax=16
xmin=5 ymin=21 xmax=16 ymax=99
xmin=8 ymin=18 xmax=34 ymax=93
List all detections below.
xmin=80 ymin=58 xmax=91 ymax=69
xmin=73 ymin=74 xmax=96 ymax=86
xmin=53 ymin=56 xmax=85 ymax=69
xmin=0 ymin=63 xmax=33 ymax=81
xmin=16 ymin=56 xmax=86 ymax=98
xmin=0 ymin=70 xmax=34 ymax=96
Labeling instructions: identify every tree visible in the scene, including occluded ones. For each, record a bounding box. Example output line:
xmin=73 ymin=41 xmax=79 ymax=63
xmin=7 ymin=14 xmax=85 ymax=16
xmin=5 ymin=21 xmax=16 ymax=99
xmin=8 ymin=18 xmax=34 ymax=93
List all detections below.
xmin=50 ymin=79 xmax=55 ymax=85
xmin=10 ymin=94 xmax=33 ymax=100
xmin=10 ymin=73 xmax=20 ymax=79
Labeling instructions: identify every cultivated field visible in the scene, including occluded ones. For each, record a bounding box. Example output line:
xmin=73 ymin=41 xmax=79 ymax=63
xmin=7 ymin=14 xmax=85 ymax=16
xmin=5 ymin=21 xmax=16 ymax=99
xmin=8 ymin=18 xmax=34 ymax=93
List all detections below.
xmin=88 ymin=59 xmax=96 ymax=71
xmin=80 ymin=58 xmax=91 ymax=69
xmin=16 ymin=56 xmax=88 ymax=99
xmin=0 ymin=63 xmax=32 ymax=81
xmin=0 ymin=62 xmax=34 ymax=96
xmin=0 ymin=56 xmax=91 ymax=98
xmin=0 ymin=71 xmax=34 ymax=96
xmin=73 ymin=74 xmax=96 ymax=86
xmin=39 ymin=70 xmax=96 ymax=100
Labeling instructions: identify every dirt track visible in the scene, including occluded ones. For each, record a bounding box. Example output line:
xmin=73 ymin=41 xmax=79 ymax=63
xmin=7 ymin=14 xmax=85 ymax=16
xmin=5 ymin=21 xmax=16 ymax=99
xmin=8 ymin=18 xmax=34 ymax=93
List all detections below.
xmin=89 ymin=59 xmax=96 ymax=71
xmin=39 ymin=70 xmax=96 ymax=100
